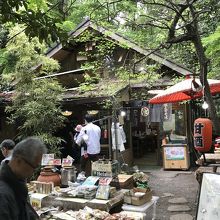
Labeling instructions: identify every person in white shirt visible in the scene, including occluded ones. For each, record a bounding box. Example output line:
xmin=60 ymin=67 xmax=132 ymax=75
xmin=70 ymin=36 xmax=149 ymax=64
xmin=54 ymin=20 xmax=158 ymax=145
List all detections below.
xmin=76 ymin=114 xmax=101 ymax=175
xmin=0 ymin=139 xmax=15 ymax=165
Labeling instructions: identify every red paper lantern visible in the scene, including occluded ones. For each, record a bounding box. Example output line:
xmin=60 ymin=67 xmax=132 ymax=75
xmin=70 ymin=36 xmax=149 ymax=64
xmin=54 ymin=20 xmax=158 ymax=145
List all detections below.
xmin=194 ymin=118 xmax=212 ymax=152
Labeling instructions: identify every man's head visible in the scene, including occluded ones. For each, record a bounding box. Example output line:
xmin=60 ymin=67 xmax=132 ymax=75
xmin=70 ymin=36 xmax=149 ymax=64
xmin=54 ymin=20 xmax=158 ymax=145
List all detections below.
xmin=84 ymin=114 xmax=93 ymax=124
xmin=9 ymin=137 xmax=47 ymax=180
xmin=0 ymin=139 xmax=15 ymax=158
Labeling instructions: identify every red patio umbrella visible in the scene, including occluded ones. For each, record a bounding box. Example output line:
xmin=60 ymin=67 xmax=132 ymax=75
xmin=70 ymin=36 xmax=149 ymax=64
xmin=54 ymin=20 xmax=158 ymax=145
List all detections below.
xmin=149 ymin=78 xmax=220 ymax=104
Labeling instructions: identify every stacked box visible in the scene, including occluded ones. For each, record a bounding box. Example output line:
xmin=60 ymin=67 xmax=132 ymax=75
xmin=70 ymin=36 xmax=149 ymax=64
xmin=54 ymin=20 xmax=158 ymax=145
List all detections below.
xmin=124 ymin=188 xmax=152 ymax=206
xmin=118 ymin=174 xmax=134 ymax=189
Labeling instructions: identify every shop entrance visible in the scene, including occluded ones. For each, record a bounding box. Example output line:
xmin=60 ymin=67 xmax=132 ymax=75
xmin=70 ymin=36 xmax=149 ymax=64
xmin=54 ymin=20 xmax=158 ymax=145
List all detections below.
xmin=132 ymin=121 xmax=160 ymax=167
xmin=130 ymin=102 xmax=187 ymax=168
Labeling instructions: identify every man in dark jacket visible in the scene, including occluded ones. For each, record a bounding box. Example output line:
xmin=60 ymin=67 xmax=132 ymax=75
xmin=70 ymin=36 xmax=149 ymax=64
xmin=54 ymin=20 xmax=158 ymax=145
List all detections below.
xmin=0 ymin=139 xmax=15 ymax=164
xmin=0 ymin=137 xmax=47 ymax=220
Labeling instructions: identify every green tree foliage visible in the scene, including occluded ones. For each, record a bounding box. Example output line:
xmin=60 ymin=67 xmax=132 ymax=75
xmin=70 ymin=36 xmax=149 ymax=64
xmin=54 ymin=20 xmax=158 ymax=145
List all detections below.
xmin=62 ymin=1 xmax=204 ymax=72
xmin=0 ymin=0 xmax=74 ymax=46
xmin=85 ymin=0 xmax=220 ymax=131
xmin=2 ymin=0 xmax=220 ymax=130
xmin=73 ymin=0 xmax=220 ymax=131
xmin=67 ymin=0 xmax=220 ymax=75
xmin=1 ymin=25 xmax=65 ymax=155
xmin=203 ymin=26 xmax=220 ymax=79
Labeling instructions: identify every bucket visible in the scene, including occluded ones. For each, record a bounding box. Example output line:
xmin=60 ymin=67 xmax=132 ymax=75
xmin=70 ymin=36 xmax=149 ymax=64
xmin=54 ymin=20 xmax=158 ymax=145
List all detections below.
xmin=61 ymin=166 xmax=77 ymax=187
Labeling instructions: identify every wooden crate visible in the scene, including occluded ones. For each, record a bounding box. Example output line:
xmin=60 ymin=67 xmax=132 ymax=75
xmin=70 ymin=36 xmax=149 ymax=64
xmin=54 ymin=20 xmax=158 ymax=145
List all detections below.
xmin=162 ymin=144 xmax=190 ymax=170
xmin=124 ymin=188 xmax=152 ymax=206
xmin=110 ymin=175 xmax=134 ymax=189
xmin=118 ymin=174 xmax=134 ymax=189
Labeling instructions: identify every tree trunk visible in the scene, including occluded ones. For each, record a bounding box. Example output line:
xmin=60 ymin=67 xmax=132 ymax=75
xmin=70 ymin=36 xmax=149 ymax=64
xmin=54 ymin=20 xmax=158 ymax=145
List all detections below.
xmin=190 ymin=5 xmax=220 ymax=133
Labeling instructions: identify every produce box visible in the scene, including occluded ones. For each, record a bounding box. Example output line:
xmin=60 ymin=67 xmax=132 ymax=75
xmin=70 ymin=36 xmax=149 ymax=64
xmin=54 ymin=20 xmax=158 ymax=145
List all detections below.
xmin=120 ymin=211 xmax=146 ymax=220
xmin=92 ymin=160 xmax=119 ymax=177
xmin=30 ymin=193 xmax=48 ymax=209
xmin=124 ymin=188 xmax=152 ymax=206
xmin=110 ymin=175 xmax=134 ymax=189
xmin=118 ymin=174 xmax=134 ymax=189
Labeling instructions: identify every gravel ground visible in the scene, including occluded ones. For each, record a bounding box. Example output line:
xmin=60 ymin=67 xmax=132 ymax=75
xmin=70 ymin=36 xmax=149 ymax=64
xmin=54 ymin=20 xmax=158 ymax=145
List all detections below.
xmin=140 ymin=167 xmax=199 ymax=220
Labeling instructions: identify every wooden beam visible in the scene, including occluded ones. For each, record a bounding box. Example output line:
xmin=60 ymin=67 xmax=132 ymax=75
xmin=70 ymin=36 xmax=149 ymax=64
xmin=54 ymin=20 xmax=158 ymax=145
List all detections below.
xmin=62 ymin=96 xmax=108 ymax=104
xmin=35 ymin=67 xmax=92 ymax=80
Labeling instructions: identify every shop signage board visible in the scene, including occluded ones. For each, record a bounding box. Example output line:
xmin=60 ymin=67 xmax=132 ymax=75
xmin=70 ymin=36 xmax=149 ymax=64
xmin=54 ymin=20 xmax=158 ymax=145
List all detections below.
xmin=164 ymin=146 xmax=185 ymax=160
xmin=41 ymin=154 xmax=62 ymax=166
xmin=41 ymin=154 xmax=54 ymax=166
xmin=91 ymin=160 xmax=119 ymax=177
xmin=162 ymin=144 xmax=190 ymax=170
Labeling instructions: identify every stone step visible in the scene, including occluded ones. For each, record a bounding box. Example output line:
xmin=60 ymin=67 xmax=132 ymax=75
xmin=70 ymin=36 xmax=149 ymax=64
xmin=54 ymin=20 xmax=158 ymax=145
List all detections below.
xmin=162 ymin=192 xmax=175 ymax=198
xmin=168 ymin=197 xmax=188 ymax=204
xmin=168 ymin=205 xmax=191 ymax=212
xmin=170 ymin=213 xmax=194 ymax=220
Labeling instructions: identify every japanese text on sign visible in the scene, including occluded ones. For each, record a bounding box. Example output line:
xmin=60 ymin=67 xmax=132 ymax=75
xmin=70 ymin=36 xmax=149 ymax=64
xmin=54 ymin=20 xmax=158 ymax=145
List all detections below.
xmin=194 ymin=123 xmax=204 ymax=148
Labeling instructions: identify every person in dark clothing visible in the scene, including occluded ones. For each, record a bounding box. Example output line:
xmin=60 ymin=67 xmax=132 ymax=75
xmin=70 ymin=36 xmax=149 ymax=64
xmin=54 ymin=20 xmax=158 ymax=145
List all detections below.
xmin=74 ymin=125 xmax=87 ymax=165
xmin=0 ymin=137 xmax=47 ymax=220
xmin=0 ymin=139 xmax=15 ymax=164
xmin=58 ymin=118 xmax=74 ymax=159
xmin=73 ymin=124 xmax=84 ymax=163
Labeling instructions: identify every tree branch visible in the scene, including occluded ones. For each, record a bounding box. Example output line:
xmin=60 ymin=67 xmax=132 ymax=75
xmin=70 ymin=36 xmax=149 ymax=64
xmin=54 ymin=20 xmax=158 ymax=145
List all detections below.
xmin=139 ymin=14 xmax=171 ymax=30
xmin=137 ymin=22 xmax=169 ymax=30
xmin=168 ymin=4 xmax=188 ymax=41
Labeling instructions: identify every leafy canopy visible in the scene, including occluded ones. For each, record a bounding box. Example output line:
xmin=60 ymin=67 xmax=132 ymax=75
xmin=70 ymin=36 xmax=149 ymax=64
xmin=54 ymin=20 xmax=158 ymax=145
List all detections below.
xmin=1 ymin=25 xmax=65 ymax=154
xmin=203 ymin=26 xmax=220 ymax=79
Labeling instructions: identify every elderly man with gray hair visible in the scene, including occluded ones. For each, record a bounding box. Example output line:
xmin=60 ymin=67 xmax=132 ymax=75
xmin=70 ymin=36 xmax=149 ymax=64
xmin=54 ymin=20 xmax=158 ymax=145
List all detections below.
xmin=0 ymin=136 xmax=47 ymax=220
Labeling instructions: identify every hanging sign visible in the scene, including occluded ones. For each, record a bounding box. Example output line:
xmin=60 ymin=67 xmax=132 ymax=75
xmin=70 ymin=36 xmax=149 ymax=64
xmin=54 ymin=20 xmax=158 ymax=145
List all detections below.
xmin=141 ymin=106 xmax=149 ymax=117
xmin=41 ymin=154 xmax=54 ymax=166
xmin=194 ymin=118 xmax=212 ymax=152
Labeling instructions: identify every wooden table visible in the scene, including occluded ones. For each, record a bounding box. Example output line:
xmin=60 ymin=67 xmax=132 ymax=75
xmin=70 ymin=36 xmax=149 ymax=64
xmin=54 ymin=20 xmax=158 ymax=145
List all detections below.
xmin=196 ymin=153 xmax=220 ymax=171
xmin=196 ymin=153 xmax=220 ymax=184
xmin=196 ymin=153 xmax=220 ymax=165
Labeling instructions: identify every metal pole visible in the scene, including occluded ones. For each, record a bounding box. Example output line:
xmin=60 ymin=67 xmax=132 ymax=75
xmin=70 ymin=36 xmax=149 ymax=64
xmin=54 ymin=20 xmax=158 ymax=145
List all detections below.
xmin=108 ymin=116 xmax=112 ymax=159
xmin=113 ymin=113 xmax=119 ymax=161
